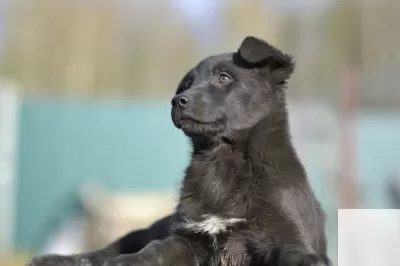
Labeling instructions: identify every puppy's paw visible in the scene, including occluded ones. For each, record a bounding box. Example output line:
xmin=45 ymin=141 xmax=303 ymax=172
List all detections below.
xmin=26 ymin=255 xmax=93 ymax=266
xmin=278 ymin=251 xmax=328 ymax=266
xmin=103 ymin=254 xmax=143 ymax=266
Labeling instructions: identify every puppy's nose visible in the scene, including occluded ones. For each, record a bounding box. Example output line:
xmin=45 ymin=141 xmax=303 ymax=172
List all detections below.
xmin=171 ymin=95 xmax=189 ymax=108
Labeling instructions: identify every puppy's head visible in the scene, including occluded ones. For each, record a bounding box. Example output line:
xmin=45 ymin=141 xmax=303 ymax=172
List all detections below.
xmin=171 ymin=36 xmax=294 ymax=141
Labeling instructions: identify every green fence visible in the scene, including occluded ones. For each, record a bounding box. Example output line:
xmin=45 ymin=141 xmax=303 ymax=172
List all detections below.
xmin=15 ymin=99 xmax=189 ymax=250
xmin=14 ymin=99 xmax=400 ymax=256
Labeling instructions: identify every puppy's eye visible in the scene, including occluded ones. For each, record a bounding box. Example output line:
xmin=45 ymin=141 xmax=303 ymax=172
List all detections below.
xmin=218 ymin=73 xmax=232 ymax=83
xmin=186 ymin=77 xmax=194 ymax=88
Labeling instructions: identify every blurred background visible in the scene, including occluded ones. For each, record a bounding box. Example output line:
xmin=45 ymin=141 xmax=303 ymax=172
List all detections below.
xmin=1 ymin=0 xmax=400 ymax=265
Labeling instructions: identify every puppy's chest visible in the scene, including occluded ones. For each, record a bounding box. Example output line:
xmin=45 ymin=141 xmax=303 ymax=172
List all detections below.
xmin=181 ymin=215 xmax=251 ymax=266
xmin=210 ymin=233 xmax=252 ymax=266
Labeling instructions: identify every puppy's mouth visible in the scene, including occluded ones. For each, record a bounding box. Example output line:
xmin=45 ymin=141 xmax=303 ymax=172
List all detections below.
xmin=172 ymin=112 xmax=225 ymax=135
xmin=180 ymin=116 xmax=216 ymax=126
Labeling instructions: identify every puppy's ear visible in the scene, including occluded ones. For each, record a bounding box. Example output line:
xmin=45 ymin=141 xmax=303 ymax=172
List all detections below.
xmin=238 ymin=36 xmax=295 ymax=85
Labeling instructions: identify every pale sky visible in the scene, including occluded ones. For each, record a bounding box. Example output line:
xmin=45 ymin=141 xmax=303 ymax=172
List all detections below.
xmin=172 ymin=0 xmax=330 ymax=47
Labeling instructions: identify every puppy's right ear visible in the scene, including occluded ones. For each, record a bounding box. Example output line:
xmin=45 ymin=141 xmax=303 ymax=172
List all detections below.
xmin=237 ymin=36 xmax=295 ymax=85
xmin=239 ymin=36 xmax=277 ymax=64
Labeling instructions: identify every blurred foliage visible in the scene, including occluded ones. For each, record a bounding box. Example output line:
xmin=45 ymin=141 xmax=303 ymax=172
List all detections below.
xmin=0 ymin=0 xmax=198 ymax=98
xmin=0 ymin=0 xmax=285 ymax=99
xmin=0 ymin=0 xmax=279 ymax=99
xmin=0 ymin=0 xmax=400 ymax=107
xmin=220 ymin=0 xmax=278 ymax=49
xmin=280 ymin=0 xmax=400 ymax=108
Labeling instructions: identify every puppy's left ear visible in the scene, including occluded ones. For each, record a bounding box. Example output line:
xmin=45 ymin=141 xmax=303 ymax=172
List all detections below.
xmin=237 ymin=36 xmax=295 ymax=86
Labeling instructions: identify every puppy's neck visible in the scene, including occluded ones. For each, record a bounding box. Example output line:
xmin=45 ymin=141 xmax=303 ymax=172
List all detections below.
xmin=228 ymin=109 xmax=292 ymax=155
xmin=249 ymin=113 xmax=292 ymax=153
xmin=179 ymin=109 xmax=305 ymax=217
xmin=190 ymin=110 xmax=291 ymax=152
xmin=189 ymin=109 xmax=299 ymax=171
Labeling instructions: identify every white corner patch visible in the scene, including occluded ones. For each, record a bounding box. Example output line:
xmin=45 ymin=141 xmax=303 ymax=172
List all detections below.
xmin=338 ymin=209 xmax=400 ymax=266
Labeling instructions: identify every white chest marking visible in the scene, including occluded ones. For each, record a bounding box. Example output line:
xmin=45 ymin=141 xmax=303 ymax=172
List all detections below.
xmin=182 ymin=214 xmax=246 ymax=235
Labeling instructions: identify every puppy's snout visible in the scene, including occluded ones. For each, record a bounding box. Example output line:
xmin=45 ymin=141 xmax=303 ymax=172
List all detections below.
xmin=171 ymin=95 xmax=189 ymax=108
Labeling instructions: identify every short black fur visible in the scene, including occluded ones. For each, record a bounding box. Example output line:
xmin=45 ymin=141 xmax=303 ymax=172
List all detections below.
xmin=27 ymin=36 xmax=330 ymax=266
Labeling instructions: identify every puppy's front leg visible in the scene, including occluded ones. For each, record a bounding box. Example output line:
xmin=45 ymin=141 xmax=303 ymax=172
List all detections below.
xmin=278 ymin=250 xmax=330 ymax=266
xmin=103 ymin=236 xmax=199 ymax=266
xmin=26 ymin=247 xmax=117 ymax=266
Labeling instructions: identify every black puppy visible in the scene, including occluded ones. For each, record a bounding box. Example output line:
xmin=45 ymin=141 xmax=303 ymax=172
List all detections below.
xmin=27 ymin=36 xmax=330 ymax=266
